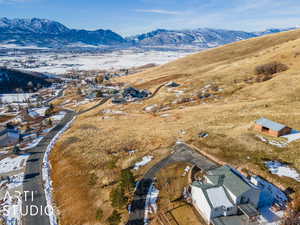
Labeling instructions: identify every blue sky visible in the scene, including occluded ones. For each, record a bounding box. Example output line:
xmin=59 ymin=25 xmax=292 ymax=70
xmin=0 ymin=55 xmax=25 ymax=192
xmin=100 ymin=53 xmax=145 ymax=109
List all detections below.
xmin=0 ymin=0 xmax=299 ymax=36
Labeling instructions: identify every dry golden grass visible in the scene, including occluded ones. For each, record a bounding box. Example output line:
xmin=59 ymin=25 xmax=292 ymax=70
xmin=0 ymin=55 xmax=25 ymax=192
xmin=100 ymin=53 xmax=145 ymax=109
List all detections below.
xmin=51 ymin=29 xmax=300 ymax=225
xmin=171 ymin=204 xmax=205 ymax=225
xmin=156 ymin=163 xmax=190 ymax=207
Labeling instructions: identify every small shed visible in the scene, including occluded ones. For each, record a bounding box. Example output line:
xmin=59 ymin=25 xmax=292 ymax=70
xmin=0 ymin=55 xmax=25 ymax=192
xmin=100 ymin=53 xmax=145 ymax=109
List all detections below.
xmin=254 ymin=118 xmax=291 ymax=137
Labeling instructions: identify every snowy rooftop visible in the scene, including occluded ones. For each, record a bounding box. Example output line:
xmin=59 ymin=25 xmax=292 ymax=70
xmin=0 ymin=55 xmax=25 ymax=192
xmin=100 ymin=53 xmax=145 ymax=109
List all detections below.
xmin=206 ymin=186 xmax=234 ymax=208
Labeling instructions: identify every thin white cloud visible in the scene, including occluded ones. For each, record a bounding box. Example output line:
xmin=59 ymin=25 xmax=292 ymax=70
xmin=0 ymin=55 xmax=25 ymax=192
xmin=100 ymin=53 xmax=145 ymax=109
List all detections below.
xmin=135 ymin=9 xmax=183 ymax=15
xmin=0 ymin=0 xmax=32 ymax=3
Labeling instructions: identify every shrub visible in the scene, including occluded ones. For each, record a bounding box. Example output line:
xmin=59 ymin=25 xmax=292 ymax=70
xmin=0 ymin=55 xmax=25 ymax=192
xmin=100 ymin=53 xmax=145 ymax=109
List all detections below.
xmin=106 ymin=158 xmax=118 ymax=169
xmin=106 ymin=210 xmax=121 ymax=225
xmin=60 ymin=136 xmax=80 ymax=149
xmin=255 ymin=61 xmax=288 ymax=75
xmin=88 ymin=173 xmax=98 ymax=186
xmin=120 ymin=169 xmax=135 ymax=192
xmin=95 ymin=208 xmax=103 ymax=220
xmin=110 ymin=185 xmax=128 ymax=208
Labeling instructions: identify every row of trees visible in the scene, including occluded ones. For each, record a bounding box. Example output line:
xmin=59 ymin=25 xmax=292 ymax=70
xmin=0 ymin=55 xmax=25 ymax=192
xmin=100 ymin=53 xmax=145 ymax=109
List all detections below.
xmin=106 ymin=168 xmax=135 ymax=225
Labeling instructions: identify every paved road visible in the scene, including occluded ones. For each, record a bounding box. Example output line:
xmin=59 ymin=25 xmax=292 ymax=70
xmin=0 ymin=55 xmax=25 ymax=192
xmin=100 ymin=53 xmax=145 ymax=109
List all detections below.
xmin=22 ymin=96 xmax=110 ymax=225
xmin=77 ymin=97 xmax=110 ymax=115
xmin=126 ymin=143 xmax=217 ymax=225
xmin=22 ymin=110 xmax=75 ymax=225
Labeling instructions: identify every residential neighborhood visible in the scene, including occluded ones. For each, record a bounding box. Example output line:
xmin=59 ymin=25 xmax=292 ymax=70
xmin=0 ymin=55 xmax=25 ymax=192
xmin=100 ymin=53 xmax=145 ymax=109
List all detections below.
xmin=2 ymin=3 xmax=300 ymax=225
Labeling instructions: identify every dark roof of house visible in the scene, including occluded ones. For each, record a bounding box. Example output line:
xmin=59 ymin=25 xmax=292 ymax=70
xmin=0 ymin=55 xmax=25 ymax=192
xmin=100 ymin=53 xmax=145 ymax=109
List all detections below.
xmin=255 ymin=117 xmax=287 ymax=131
xmin=207 ymin=166 xmax=253 ymax=197
xmin=238 ymin=204 xmax=260 ymax=218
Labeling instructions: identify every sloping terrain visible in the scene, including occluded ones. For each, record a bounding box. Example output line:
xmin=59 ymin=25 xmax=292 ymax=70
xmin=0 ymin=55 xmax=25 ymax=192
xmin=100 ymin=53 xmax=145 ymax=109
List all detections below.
xmin=0 ymin=67 xmax=58 ymax=93
xmin=51 ymin=29 xmax=300 ymax=225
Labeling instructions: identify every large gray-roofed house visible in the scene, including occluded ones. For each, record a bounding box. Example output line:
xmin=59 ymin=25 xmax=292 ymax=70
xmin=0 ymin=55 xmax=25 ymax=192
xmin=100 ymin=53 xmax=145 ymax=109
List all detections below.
xmin=191 ymin=165 xmax=261 ymax=224
xmin=206 ymin=166 xmax=253 ymax=198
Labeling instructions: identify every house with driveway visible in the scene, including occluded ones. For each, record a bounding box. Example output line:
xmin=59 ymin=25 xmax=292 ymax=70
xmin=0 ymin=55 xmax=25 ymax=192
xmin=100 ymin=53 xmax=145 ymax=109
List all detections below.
xmin=191 ymin=165 xmax=261 ymax=225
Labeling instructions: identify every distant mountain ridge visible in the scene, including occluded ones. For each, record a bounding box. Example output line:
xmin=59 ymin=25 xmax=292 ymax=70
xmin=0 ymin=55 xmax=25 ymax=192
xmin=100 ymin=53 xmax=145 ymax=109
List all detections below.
xmin=127 ymin=28 xmax=257 ymax=48
xmin=0 ymin=17 xmax=297 ymax=48
xmin=0 ymin=17 xmax=126 ymax=48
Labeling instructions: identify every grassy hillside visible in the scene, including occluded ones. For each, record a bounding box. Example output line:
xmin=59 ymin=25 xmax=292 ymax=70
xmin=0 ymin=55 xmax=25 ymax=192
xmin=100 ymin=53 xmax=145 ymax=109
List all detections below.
xmin=51 ymin=29 xmax=300 ymax=225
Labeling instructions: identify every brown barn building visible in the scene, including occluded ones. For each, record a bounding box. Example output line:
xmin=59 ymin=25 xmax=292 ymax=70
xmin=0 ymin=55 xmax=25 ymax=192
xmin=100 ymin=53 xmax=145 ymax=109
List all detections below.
xmin=254 ymin=118 xmax=292 ymax=137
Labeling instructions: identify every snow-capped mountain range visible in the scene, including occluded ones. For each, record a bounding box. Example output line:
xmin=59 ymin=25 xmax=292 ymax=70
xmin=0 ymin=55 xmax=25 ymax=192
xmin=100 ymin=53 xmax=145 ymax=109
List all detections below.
xmin=0 ymin=17 xmax=126 ymax=47
xmin=0 ymin=17 xmax=297 ymax=48
xmin=127 ymin=28 xmax=256 ymax=48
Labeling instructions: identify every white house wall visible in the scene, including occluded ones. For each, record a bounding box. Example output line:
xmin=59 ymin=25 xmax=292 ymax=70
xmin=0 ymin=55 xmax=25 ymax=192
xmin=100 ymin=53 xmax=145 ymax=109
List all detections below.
xmin=224 ymin=187 xmax=238 ymax=204
xmin=191 ymin=186 xmax=212 ymax=223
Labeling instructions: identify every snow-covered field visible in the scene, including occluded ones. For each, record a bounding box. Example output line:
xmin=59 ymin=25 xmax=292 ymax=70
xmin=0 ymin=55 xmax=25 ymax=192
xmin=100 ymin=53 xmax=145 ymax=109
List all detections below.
xmin=0 ymin=49 xmax=193 ymax=74
xmin=0 ymin=93 xmax=35 ymax=103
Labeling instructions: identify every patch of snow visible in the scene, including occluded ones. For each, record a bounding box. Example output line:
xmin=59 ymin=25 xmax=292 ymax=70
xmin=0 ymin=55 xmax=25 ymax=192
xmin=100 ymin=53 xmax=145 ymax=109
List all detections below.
xmin=144 ymin=183 xmax=159 ymax=225
xmin=43 ymin=127 xmax=55 ymax=133
xmin=251 ymin=175 xmax=288 ymax=207
xmin=6 ymin=173 xmax=24 ymax=189
xmin=50 ymin=112 xmax=65 ymax=121
xmin=265 ymin=161 xmax=300 ymax=182
xmin=176 ymin=140 xmax=184 ymax=144
xmin=102 ymin=109 xmax=126 ymax=115
xmin=134 ymin=156 xmax=153 ymax=170
xmin=30 ymin=107 xmax=49 ymax=117
xmin=282 ymin=129 xmax=300 ymax=143
xmin=0 ymin=155 xmax=29 ymax=174
xmin=251 ymin=176 xmax=287 ymax=224
xmin=128 ymin=150 xmax=136 ymax=155
xmin=256 ymin=135 xmax=287 ymax=148
xmin=21 ymin=136 xmax=43 ymax=150
xmin=0 ymin=93 xmax=35 ymax=103
xmin=160 ymin=114 xmax=170 ymax=118
xmin=144 ymin=104 xmax=158 ymax=113
xmin=259 ymin=207 xmax=284 ymax=225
